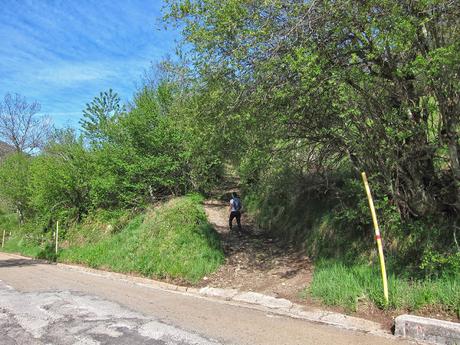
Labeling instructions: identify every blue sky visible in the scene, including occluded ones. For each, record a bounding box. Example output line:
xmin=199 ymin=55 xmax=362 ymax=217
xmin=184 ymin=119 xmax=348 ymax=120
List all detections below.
xmin=0 ymin=0 xmax=178 ymax=128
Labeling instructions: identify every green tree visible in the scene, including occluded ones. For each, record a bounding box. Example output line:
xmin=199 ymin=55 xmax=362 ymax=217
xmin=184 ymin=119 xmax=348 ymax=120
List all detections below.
xmin=163 ymin=0 xmax=460 ymax=254
xmin=0 ymin=153 xmax=31 ymax=223
xmin=80 ymin=89 xmax=124 ymax=144
xmin=87 ymin=83 xmax=191 ymax=208
xmin=29 ymin=129 xmax=93 ymax=225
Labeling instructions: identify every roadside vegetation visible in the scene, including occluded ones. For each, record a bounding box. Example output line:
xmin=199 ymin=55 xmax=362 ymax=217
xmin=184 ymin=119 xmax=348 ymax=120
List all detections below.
xmin=245 ymin=168 xmax=460 ymax=318
xmin=309 ymin=260 xmax=459 ymax=318
xmin=2 ymin=195 xmax=223 ymax=283
xmin=60 ymin=195 xmax=223 ymax=283
xmin=0 ymin=0 xmax=459 ymax=320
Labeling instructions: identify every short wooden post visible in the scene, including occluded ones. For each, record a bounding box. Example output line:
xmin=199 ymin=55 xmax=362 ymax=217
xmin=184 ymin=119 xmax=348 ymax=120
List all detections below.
xmin=55 ymin=221 xmax=59 ymax=254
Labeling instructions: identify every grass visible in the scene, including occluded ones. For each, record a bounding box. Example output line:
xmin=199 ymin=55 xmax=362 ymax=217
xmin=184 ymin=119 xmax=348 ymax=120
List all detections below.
xmin=2 ymin=234 xmax=58 ymax=261
xmin=1 ymin=204 xmax=60 ymax=260
xmin=308 ymin=259 xmax=460 ymax=318
xmin=2 ymin=236 xmax=43 ymax=257
xmin=59 ymin=194 xmax=224 ymax=283
xmin=63 ymin=208 xmax=132 ymax=247
xmin=1 ymin=194 xmax=224 ymax=283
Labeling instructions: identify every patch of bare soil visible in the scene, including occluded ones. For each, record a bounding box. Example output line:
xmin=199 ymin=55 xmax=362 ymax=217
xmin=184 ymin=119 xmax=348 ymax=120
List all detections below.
xmin=200 ymin=198 xmax=313 ymax=305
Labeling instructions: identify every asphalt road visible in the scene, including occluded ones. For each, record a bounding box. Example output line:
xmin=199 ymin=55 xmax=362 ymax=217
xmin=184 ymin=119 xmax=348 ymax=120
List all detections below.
xmin=0 ymin=252 xmax=414 ymax=345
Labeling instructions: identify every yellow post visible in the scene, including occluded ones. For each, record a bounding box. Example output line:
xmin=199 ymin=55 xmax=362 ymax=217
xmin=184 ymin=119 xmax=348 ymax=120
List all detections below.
xmin=55 ymin=221 xmax=59 ymax=254
xmin=361 ymin=172 xmax=389 ymax=305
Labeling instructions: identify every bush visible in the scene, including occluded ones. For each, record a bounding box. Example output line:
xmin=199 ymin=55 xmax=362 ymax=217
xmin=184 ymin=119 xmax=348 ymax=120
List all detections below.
xmin=420 ymin=250 xmax=460 ymax=278
xmin=1 ymin=220 xmax=56 ymax=260
xmin=0 ymin=210 xmax=19 ymax=235
xmin=243 ymin=161 xmax=459 ymax=278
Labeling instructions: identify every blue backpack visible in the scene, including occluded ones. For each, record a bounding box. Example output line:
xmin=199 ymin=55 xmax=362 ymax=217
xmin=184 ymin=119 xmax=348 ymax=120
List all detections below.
xmin=233 ymin=197 xmax=242 ymax=211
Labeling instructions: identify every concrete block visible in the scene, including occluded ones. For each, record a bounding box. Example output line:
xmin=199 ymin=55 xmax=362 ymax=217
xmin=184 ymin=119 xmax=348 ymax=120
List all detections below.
xmin=395 ymin=314 xmax=460 ymax=345
xmin=199 ymin=287 xmax=238 ymax=300
xmin=288 ymin=306 xmax=385 ymax=334
xmin=233 ymin=292 xmax=293 ymax=309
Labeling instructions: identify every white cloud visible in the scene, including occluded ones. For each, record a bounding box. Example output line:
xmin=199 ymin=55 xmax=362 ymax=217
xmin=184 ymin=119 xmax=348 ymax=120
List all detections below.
xmin=35 ymin=63 xmax=116 ymax=86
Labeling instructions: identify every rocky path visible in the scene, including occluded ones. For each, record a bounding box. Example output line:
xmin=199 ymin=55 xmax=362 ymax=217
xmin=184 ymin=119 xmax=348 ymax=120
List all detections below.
xmin=201 ymin=197 xmax=313 ymax=303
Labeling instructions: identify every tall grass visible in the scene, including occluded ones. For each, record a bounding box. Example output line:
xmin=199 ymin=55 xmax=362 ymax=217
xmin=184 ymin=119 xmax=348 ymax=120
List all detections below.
xmin=59 ymin=194 xmax=224 ymax=283
xmin=0 ymin=210 xmax=19 ymax=244
xmin=309 ymin=260 xmax=460 ymax=317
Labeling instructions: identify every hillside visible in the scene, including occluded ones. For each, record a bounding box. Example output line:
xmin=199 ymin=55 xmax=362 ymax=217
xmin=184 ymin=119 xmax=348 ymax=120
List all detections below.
xmin=0 ymin=141 xmax=14 ymax=159
xmin=197 ymin=185 xmax=459 ymax=329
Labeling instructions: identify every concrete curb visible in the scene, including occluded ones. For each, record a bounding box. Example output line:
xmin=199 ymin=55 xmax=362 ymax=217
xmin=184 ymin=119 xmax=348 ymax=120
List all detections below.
xmin=232 ymin=291 xmax=293 ymax=309
xmin=199 ymin=287 xmax=238 ymax=300
xmin=395 ymin=314 xmax=460 ymax=345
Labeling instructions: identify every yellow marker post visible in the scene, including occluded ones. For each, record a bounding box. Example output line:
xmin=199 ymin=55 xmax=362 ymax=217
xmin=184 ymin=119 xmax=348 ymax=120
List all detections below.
xmin=361 ymin=172 xmax=389 ymax=305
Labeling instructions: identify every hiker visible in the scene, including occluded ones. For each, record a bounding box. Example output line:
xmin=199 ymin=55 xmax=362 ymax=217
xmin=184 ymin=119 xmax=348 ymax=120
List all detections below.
xmin=229 ymin=192 xmax=242 ymax=232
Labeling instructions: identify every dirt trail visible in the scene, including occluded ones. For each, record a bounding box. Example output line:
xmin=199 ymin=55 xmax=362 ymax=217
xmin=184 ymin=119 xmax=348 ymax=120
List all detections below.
xmin=201 ymin=187 xmax=313 ymax=303
xmin=200 ymin=184 xmax=435 ymax=331
xmin=199 ymin=185 xmax=393 ymax=330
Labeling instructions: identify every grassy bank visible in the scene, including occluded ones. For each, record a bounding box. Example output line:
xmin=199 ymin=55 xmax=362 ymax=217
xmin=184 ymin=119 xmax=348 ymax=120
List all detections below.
xmin=2 ymin=194 xmax=224 ymax=283
xmin=308 ymin=260 xmax=459 ymax=318
xmin=2 ymin=237 xmax=48 ymax=258
xmin=60 ymin=194 xmax=224 ymax=283
xmin=0 ymin=210 xmax=51 ymax=259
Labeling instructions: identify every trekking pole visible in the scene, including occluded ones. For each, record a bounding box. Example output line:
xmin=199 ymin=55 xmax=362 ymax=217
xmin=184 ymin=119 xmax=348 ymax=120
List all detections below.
xmin=361 ymin=172 xmax=389 ymax=305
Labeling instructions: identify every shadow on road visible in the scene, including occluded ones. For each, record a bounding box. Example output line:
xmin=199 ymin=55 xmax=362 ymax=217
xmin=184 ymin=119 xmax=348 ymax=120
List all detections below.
xmin=0 ymin=258 xmax=40 ymax=268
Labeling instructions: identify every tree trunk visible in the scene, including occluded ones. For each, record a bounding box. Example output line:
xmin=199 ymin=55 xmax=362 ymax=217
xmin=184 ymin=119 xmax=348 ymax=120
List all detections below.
xmin=447 ymin=137 xmax=460 ymax=212
xmin=16 ymin=205 xmax=24 ymax=225
xmin=435 ymin=89 xmax=460 ymax=213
